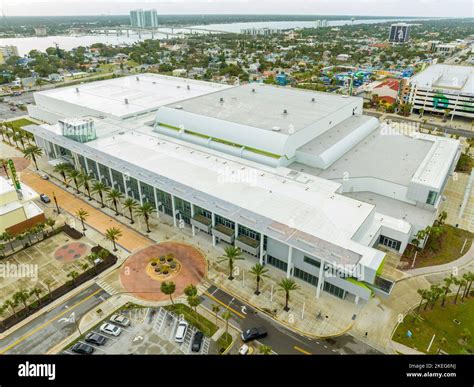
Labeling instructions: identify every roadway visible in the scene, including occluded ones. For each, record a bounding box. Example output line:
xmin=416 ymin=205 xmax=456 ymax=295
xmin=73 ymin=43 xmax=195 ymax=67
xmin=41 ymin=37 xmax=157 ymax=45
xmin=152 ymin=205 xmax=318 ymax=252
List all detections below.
xmin=0 ymin=284 xmax=109 ymax=354
xmin=202 ymin=284 xmax=381 ymax=355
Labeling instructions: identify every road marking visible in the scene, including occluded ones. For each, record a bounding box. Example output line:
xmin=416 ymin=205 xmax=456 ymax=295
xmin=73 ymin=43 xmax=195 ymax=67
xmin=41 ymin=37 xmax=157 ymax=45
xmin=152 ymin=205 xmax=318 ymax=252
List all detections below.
xmin=293 ymin=345 xmax=312 ymax=355
xmin=0 ymin=288 xmax=103 ymax=354
xmin=204 ymin=292 xmax=245 ymax=319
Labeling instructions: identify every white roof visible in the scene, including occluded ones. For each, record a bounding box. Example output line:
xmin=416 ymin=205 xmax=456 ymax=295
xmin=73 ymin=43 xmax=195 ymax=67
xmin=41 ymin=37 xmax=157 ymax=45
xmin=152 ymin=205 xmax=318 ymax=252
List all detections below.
xmin=410 ymin=64 xmax=474 ymax=94
xmin=33 ymin=73 xmax=231 ymax=119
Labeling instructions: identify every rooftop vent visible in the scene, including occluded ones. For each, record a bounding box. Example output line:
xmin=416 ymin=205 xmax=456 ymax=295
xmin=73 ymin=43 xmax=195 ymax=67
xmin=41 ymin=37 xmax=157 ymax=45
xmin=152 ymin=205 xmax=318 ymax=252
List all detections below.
xmin=219 ymin=97 xmax=224 ymax=103
xmin=311 ymin=97 xmax=315 ymax=102
xmin=175 ymin=105 xmax=183 ymax=110
xmin=75 ymin=87 xmax=79 ymax=93
xmin=252 ymin=88 xmax=256 ymax=93
xmin=124 ymin=98 xmax=129 ymax=104
xmin=271 ymin=126 xmax=281 ymax=132
xmin=283 ymin=109 xmax=288 ymax=115
xmin=187 ymin=85 xmax=190 ymax=90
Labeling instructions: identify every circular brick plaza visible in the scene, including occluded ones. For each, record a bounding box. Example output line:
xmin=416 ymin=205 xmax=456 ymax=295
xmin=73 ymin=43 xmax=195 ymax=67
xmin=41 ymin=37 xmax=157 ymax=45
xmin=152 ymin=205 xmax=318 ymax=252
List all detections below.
xmin=119 ymin=242 xmax=206 ymax=301
xmin=54 ymin=242 xmax=89 ymax=263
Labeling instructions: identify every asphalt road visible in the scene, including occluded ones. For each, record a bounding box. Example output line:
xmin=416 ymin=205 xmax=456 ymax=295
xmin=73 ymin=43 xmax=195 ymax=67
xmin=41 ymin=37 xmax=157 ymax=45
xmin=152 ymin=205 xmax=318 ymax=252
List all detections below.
xmin=0 ymin=283 xmax=109 ymax=354
xmin=202 ymin=285 xmax=381 ymax=355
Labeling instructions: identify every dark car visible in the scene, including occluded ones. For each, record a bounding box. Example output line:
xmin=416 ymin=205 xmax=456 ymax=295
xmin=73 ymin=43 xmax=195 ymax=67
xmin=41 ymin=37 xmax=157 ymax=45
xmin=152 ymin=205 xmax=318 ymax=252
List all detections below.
xmin=85 ymin=333 xmax=107 ymax=346
xmin=39 ymin=194 xmax=51 ymax=203
xmin=241 ymin=327 xmax=268 ymax=342
xmin=191 ymin=331 xmax=204 ymax=353
xmin=71 ymin=343 xmax=94 ymax=355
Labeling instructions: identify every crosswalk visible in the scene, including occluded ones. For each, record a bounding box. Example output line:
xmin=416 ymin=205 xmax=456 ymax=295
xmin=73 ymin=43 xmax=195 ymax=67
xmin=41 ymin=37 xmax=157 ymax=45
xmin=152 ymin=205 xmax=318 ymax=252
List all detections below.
xmin=96 ymin=279 xmax=119 ymax=295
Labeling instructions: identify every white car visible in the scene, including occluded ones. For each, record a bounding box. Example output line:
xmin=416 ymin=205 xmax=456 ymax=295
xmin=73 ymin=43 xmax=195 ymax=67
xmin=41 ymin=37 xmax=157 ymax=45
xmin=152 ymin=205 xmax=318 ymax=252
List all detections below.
xmin=175 ymin=321 xmax=188 ymax=343
xmin=110 ymin=314 xmax=130 ymax=327
xmin=238 ymin=344 xmax=249 ymax=355
xmin=100 ymin=323 xmax=122 ymax=337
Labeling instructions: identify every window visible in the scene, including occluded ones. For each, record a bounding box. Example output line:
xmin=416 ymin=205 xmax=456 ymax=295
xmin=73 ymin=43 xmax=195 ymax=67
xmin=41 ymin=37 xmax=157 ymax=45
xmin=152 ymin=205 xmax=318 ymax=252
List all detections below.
xmin=140 ymin=182 xmax=156 ymax=208
xmin=303 ymin=256 xmax=321 ymax=268
xmin=426 ymin=190 xmax=438 ymax=205
xmin=379 ymin=235 xmax=401 ymax=251
xmin=238 ymin=224 xmax=260 ymax=242
xmin=174 ymin=197 xmax=191 ymax=224
xmin=156 ymin=188 xmax=173 ymax=216
xmin=215 ymin=214 xmax=234 ymax=230
xmin=323 ymin=282 xmax=346 ymax=299
xmin=267 ymin=255 xmax=287 ymax=272
xmin=294 ymin=268 xmax=318 ymax=286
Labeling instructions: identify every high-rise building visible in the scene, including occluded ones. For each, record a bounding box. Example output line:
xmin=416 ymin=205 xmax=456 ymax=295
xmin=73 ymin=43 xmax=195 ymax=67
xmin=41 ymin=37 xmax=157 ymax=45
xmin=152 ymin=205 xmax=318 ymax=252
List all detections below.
xmin=0 ymin=45 xmax=19 ymax=65
xmin=388 ymin=23 xmax=410 ymax=43
xmin=130 ymin=9 xmax=159 ymax=28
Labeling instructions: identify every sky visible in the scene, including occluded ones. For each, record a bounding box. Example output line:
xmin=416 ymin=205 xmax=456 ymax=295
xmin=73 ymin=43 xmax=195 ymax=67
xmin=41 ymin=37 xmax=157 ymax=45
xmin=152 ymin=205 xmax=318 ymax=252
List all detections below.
xmin=0 ymin=0 xmax=473 ymax=17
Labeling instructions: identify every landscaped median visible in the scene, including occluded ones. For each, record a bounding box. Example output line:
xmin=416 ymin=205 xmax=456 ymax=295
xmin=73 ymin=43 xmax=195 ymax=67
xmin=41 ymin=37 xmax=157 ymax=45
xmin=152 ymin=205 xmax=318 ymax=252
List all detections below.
xmin=165 ymin=303 xmax=218 ymax=337
xmin=392 ymin=296 xmax=473 ymax=354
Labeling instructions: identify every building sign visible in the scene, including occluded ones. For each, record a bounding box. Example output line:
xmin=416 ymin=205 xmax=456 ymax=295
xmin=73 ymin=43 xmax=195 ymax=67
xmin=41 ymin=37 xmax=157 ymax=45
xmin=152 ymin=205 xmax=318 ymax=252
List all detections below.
xmin=7 ymin=159 xmax=21 ymax=190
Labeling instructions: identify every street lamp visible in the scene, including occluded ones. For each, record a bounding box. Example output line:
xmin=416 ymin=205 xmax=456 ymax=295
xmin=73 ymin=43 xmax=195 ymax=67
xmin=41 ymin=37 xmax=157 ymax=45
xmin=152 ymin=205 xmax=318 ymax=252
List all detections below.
xmin=52 ymin=191 xmax=60 ymax=214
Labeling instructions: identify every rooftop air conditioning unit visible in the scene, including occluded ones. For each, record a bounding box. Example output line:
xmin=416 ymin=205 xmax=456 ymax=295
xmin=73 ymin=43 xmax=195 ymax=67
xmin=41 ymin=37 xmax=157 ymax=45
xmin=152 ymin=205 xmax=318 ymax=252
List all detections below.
xmin=271 ymin=126 xmax=281 ymax=132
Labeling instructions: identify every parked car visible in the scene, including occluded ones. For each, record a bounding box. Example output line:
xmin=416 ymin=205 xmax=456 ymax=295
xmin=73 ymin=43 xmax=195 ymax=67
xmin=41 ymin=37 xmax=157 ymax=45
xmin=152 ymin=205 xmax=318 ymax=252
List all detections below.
xmin=9 ymin=107 xmax=16 ymax=111
xmin=85 ymin=333 xmax=107 ymax=346
xmin=238 ymin=344 xmax=249 ymax=355
xmin=191 ymin=331 xmax=204 ymax=352
xmin=71 ymin=343 xmax=94 ymax=355
xmin=110 ymin=314 xmax=130 ymax=327
xmin=100 ymin=323 xmax=122 ymax=337
xmin=39 ymin=194 xmax=50 ymax=203
xmin=175 ymin=321 xmax=189 ymax=343
xmin=40 ymin=173 xmax=49 ymax=180
xmin=241 ymin=327 xmax=267 ymax=342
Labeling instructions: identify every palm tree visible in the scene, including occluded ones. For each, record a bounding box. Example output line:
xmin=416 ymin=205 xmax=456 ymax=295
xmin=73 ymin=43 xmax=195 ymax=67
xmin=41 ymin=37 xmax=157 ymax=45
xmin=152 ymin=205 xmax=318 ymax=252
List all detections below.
xmin=259 ymin=345 xmax=272 ymax=355
xmin=429 ymin=284 xmax=442 ymax=310
xmin=107 ymin=189 xmax=124 ymax=216
xmin=53 ymin=163 xmax=71 ymax=186
xmin=160 ymin=281 xmax=176 ymax=305
xmin=13 ymin=289 xmax=31 ymax=311
xmin=441 ymin=275 xmax=454 ymax=307
xmin=136 ymin=202 xmax=155 ymax=233
xmin=91 ymin=181 xmax=109 ymax=207
xmin=76 ymin=208 xmax=89 ymax=232
xmin=184 ymin=284 xmax=198 ymax=298
xmin=80 ymin=262 xmax=89 ymax=273
xmin=29 ymin=286 xmax=43 ymax=303
xmin=187 ymin=295 xmax=201 ymax=315
xmin=45 ymin=217 xmax=56 ymax=234
xmin=105 ymin=227 xmax=122 ymax=252
xmin=12 ymin=132 xmax=21 ymax=148
xmin=250 ymin=263 xmax=269 ymax=295
xmin=277 ymin=278 xmax=300 ymax=312
xmin=123 ymin=198 xmax=138 ymax=224
xmin=67 ymin=271 xmax=79 ymax=285
xmin=221 ymin=310 xmax=232 ymax=335
xmin=79 ymin=173 xmax=93 ymax=200
xmin=0 ymin=158 xmax=9 ymax=178
xmin=4 ymin=299 xmax=18 ymax=318
xmin=218 ymin=246 xmax=244 ymax=280
xmin=453 ymin=277 xmax=466 ymax=304
xmin=44 ymin=279 xmax=53 ymax=300
xmin=463 ymin=271 xmax=473 ymax=298
xmin=22 ymin=145 xmax=43 ymax=170
xmin=1 ymin=231 xmax=14 ymax=251
xmin=212 ymin=304 xmax=220 ymax=325
xmin=87 ymin=252 xmax=99 ymax=273
xmin=416 ymin=288 xmax=427 ymax=313
xmin=67 ymin=169 xmax=81 ymax=193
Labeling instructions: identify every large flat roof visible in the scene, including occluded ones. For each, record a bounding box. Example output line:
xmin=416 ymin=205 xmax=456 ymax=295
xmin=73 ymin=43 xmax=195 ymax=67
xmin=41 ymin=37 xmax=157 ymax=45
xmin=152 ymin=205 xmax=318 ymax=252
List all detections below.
xmin=167 ymin=83 xmax=361 ymax=134
xmin=292 ymin=127 xmax=434 ymax=187
xmin=34 ymin=74 xmax=231 ymax=119
xmin=410 ymin=64 xmax=474 ymax=94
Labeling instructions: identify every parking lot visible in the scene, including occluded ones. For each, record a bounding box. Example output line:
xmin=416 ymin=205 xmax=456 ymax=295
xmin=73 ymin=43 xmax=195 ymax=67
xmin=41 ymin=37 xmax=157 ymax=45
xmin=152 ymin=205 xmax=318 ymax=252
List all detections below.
xmin=65 ymin=307 xmax=215 ymax=355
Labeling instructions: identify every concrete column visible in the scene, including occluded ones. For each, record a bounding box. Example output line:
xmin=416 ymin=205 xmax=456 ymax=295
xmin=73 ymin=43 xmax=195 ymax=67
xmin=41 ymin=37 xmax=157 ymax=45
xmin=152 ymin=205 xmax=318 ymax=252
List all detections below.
xmin=96 ymin=161 xmax=102 ymax=182
xmin=137 ymin=180 xmax=143 ymax=205
xmin=123 ymin=175 xmax=129 ymax=198
xmin=259 ymin=234 xmax=265 ymax=265
xmin=153 ymin=188 xmax=159 ymax=219
xmin=190 ymin=203 xmax=195 ymax=236
xmin=286 ymin=245 xmax=293 ymax=278
xmin=108 ymin=167 xmax=114 ymax=189
xmin=234 ymin=221 xmax=238 ymax=240
xmin=316 ymin=260 xmax=325 ymax=298
xmin=211 ymin=212 xmax=216 ymax=246
xmin=171 ymin=195 xmax=177 ymax=227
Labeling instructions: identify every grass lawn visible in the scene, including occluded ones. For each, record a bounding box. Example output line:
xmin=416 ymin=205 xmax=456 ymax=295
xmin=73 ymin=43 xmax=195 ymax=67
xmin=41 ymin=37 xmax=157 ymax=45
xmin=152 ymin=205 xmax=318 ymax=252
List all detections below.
xmin=216 ymin=332 xmax=233 ymax=353
xmin=165 ymin=303 xmax=218 ymax=337
xmin=393 ymin=296 xmax=474 ymax=354
xmin=8 ymin=118 xmax=36 ymax=130
xmin=401 ymin=225 xmax=473 ymax=269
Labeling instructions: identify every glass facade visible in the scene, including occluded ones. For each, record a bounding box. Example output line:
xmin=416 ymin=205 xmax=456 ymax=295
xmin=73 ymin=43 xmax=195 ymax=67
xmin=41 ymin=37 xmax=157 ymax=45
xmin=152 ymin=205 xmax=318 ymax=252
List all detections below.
xmin=86 ymin=158 xmax=99 ymax=180
xmin=98 ymin=163 xmax=111 ymax=186
xmin=323 ymin=282 xmax=346 ymax=299
xmin=379 ymin=235 xmax=401 ymax=251
xmin=194 ymin=205 xmax=212 ymax=220
xmin=238 ymin=224 xmax=260 ymax=241
xmin=140 ymin=181 xmax=156 ymax=208
xmin=156 ymin=188 xmax=173 ymax=216
xmin=111 ymin=169 xmax=126 ymax=194
xmin=294 ymin=267 xmax=318 ymax=286
xmin=126 ymin=177 xmax=140 ymax=201
xmin=267 ymin=255 xmax=287 ymax=272
xmin=426 ymin=190 xmax=438 ymax=205
xmin=174 ymin=197 xmax=191 ymax=224
xmin=215 ymin=214 xmax=235 ymax=229
xmin=78 ymin=155 xmax=87 ymax=174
